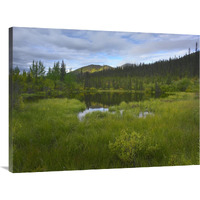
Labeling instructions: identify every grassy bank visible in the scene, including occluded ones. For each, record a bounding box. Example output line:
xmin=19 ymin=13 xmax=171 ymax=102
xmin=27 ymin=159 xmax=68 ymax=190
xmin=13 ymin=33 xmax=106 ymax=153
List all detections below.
xmin=10 ymin=93 xmax=199 ymax=172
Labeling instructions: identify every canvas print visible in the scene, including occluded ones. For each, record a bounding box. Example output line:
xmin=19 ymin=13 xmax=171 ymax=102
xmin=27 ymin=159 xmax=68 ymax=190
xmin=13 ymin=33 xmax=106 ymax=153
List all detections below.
xmin=9 ymin=27 xmax=199 ymax=172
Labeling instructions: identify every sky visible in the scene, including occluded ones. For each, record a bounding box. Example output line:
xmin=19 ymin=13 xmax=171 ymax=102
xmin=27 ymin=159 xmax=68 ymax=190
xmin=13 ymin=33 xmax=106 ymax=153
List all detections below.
xmin=12 ymin=27 xmax=199 ymax=72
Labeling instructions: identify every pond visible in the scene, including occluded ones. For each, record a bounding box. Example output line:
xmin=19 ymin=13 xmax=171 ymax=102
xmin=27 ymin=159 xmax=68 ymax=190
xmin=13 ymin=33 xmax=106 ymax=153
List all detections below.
xmin=78 ymin=107 xmax=109 ymax=121
xmin=23 ymin=91 xmax=160 ymax=120
xmin=23 ymin=90 xmax=169 ymax=109
xmin=77 ymin=107 xmax=154 ymax=121
xmin=68 ymin=91 xmax=167 ymax=108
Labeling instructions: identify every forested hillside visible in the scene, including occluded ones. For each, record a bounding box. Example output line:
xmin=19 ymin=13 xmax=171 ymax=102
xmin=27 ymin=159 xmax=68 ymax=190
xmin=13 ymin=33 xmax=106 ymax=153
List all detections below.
xmin=10 ymin=51 xmax=199 ymax=110
xmin=76 ymin=51 xmax=199 ymax=91
xmin=73 ymin=64 xmax=113 ymax=74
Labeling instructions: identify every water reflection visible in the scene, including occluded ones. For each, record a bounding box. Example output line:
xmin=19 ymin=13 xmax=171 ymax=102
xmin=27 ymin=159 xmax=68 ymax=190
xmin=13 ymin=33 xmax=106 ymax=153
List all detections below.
xmin=72 ymin=92 xmax=152 ymax=108
xmin=78 ymin=107 xmax=109 ymax=121
xmin=24 ymin=91 xmax=168 ymax=108
xmin=78 ymin=108 xmax=154 ymax=121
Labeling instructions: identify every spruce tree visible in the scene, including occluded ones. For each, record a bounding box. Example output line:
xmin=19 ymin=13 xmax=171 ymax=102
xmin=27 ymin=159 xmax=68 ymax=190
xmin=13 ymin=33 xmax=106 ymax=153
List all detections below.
xmin=60 ymin=60 xmax=66 ymax=81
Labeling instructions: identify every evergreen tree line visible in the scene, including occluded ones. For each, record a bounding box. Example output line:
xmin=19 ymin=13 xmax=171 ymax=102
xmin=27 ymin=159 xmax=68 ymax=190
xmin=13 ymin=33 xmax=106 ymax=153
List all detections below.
xmin=10 ymin=51 xmax=199 ymax=110
xmin=77 ymin=51 xmax=199 ymax=91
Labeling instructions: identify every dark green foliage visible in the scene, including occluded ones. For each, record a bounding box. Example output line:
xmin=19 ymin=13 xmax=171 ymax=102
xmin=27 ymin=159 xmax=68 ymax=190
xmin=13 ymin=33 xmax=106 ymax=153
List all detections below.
xmin=51 ymin=61 xmax=61 ymax=81
xmin=77 ymin=51 xmax=199 ymax=90
xmin=60 ymin=60 xmax=66 ymax=81
xmin=30 ymin=61 xmax=45 ymax=80
xmin=176 ymin=78 xmax=191 ymax=92
xmin=84 ymin=72 xmax=90 ymax=89
xmin=43 ymin=79 xmax=54 ymax=95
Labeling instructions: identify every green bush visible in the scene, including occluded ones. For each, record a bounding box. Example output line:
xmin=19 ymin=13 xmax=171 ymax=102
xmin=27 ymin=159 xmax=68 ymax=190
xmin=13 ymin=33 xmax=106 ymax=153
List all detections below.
xmin=176 ymin=78 xmax=191 ymax=92
xmin=109 ymin=129 xmax=162 ymax=167
xmin=119 ymin=101 xmax=129 ymax=109
xmin=109 ymin=106 xmax=117 ymax=112
xmin=109 ymin=130 xmax=145 ymax=166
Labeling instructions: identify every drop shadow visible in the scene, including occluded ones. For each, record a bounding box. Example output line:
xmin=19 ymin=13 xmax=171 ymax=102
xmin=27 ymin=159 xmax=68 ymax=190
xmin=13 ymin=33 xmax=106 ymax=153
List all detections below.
xmin=1 ymin=166 xmax=9 ymax=171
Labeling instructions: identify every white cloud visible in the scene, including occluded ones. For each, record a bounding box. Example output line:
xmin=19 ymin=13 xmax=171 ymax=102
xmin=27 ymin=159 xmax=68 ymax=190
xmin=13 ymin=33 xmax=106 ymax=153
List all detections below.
xmin=12 ymin=27 xmax=199 ymax=71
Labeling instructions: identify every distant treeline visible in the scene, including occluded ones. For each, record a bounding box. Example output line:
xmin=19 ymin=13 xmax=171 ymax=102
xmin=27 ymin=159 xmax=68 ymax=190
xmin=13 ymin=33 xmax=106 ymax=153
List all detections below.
xmin=10 ymin=51 xmax=199 ymax=110
xmin=77 ymin=51 xmax=199 ymax=90
xmin=89 ymin=51 xmax=199 ymax=78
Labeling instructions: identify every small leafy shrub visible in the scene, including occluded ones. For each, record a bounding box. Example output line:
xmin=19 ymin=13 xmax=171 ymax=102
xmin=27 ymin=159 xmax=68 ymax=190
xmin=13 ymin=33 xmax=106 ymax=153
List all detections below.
xmin=109 ymin=130 xmax=162 ymax=167
xmin=176 ymin=78 xmax=191 ymax=92
xmin=119 ymin=101 xmax=129 ymax=109
xmin=109 ymin=106 xmax=117 ymax=112
xmin=109 ymin=130 xmax=145 ymax=166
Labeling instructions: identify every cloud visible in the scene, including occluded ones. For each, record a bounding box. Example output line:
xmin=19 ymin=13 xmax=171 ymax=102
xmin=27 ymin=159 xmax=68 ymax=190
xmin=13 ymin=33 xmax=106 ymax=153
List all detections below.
xmin=12 ymin=27 xmax=199 ymax=71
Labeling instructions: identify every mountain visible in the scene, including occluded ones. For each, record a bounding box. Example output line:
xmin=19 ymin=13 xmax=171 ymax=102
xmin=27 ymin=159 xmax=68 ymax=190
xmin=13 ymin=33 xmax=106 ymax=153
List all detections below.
xmin=72 ymin=64 xmax=113 ymax=74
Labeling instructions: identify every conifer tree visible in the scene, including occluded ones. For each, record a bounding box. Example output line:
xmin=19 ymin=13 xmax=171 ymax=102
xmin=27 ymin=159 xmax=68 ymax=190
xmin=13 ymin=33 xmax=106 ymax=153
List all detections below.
xmin=60 ymin=60 xmax=66 ymax=81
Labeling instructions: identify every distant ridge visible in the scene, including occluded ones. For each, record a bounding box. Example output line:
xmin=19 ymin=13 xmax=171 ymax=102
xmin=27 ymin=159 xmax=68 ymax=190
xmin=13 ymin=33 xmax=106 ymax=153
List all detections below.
xmin=72 ymin=64 xmax=113 ymax=74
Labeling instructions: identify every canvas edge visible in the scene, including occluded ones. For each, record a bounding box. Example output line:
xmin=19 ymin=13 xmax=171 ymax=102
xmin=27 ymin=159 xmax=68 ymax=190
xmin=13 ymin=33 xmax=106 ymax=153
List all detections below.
xmin=9 ymin=27 xmax=13 ymax=173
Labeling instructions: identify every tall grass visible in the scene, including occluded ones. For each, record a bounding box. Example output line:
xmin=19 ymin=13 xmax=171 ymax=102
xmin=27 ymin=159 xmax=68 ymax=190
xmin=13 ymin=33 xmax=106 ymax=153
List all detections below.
xmin=10 ymin=93 xmax=199 ymax=172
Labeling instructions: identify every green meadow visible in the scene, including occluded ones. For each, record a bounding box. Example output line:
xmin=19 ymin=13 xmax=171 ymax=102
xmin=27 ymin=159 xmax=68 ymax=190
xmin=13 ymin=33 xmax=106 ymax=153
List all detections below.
xmin=10 ymin=92 xmax=199 ymax=172
xmin=9 ymin=51 xmax=199 ymax=172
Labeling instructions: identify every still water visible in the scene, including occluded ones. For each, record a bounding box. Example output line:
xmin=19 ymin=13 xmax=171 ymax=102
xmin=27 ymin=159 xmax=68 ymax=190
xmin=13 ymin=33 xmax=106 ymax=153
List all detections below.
xmin=23 ymin=91 xmax=161 ymax=120
xmin=24 ymin=91 xmax=167 ymax=108
xmin=74 ymin=92 xmax=159 ymax=120
xmin=68 ymin=91 xmax=165 ymax=108
xmin=78 ymin=107 xmax=109 ymax=121
xmin=77 ymin=107 xmax=154 ymax=121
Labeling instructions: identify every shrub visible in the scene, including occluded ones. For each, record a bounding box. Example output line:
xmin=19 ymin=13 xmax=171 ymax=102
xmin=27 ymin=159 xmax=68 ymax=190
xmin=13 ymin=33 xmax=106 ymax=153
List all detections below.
xmin=119 ymin=101 xmax=129 ymax=109
xmin=109 ymin=106 xmax=117 ymax=112
xmin=109 ymin=130 xmax=145 ymax=166
xmin=176 ymin=78 xmax=191 ymax=92
xmin=109 ymin=129 xmax=162 ymax=167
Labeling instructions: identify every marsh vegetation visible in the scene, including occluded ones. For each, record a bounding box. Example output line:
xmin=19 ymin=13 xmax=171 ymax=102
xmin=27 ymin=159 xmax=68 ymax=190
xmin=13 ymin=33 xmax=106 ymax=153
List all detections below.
xmin=9 ymin=51 xmax=199 ymax=172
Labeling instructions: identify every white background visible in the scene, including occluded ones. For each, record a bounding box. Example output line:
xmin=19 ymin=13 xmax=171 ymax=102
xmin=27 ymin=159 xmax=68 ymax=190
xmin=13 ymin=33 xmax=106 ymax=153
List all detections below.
xmin=0 ymin=0 xmax=199 ymax=199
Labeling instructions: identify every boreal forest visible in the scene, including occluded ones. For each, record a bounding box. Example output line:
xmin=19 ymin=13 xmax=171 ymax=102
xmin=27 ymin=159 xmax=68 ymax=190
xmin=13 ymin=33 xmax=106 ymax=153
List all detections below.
xmin=10 ymin=50 xmax=199 ymax=109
